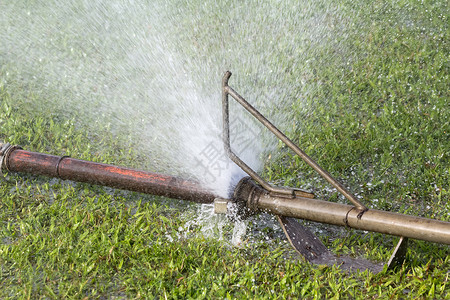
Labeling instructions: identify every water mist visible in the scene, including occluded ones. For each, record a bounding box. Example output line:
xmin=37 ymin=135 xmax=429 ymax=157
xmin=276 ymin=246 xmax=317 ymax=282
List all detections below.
xmin=0 ymin=0 xmax=360 ymax=243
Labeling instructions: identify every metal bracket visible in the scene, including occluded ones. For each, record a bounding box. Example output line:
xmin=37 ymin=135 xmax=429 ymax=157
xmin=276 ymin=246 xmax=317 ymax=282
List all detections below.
xmin=222 ymin=71 xmax=366 ymax=211
xmin=278 ymin=216 xmax=384 ymax=273
xmin=221 ymin=72 xmax=413 ymax=273
xmin=387 ymin=237 xmax=408 ymax=270
xmin=278 ymin=216 xmax=410 ymax=273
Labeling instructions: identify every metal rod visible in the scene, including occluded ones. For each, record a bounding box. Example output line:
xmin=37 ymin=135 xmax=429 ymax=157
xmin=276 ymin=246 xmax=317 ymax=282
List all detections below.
xmin=223 ymin=71 xmax=367 ymax=210
xmin=2 ymin=148 xmax=217 ymax=204
xmin=3 ymin=143 xmax=450 ymax=245
xmin=222 ymin=72 xmax=295 ymax=197
xmin=235 ymin=178 xmax=450 ymax=245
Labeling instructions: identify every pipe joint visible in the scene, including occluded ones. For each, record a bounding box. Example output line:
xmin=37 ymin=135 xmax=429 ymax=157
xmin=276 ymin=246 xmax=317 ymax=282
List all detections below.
xmin=0 ymin=142 xmax=21 ymax=174
xmin=231 ymin=177 xmax=265 ymax=220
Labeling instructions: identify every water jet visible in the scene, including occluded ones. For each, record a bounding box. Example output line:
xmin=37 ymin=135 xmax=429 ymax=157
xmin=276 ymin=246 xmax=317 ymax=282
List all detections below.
xmin=1 ymin=72 xmax=449 ymax=273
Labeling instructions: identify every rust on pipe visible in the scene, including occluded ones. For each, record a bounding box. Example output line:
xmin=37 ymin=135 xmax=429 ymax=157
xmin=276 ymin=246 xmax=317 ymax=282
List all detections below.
xmin=4 ymin=143 xmax=450 ymax=246
xmin=234 ymin=177 xmax=450 ymax=245
xmin=4 ymin=148 xmax=217 ymax=204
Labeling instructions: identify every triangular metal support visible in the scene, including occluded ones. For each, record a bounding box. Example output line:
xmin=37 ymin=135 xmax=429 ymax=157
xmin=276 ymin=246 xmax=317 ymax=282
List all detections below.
xmin=278 ymin=216 xmax=409 ymax=273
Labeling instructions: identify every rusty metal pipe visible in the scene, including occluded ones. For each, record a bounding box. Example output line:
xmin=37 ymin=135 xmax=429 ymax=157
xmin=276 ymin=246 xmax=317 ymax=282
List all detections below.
xmin=3 ymin=143 xmax=450 ymax=245
xmin=234 ymin=178 xmax=450 ymax=245
xmin=2 ymin=147 xmax=217 ymax=204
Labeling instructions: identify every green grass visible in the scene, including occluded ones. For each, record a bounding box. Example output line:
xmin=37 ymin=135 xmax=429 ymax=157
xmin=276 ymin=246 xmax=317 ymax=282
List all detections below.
xmin=1 ymin=0 xmax=449 ymax=299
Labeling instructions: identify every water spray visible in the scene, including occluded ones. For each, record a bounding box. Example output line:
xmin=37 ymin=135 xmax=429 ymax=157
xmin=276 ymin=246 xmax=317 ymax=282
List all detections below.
xmin=1 ymin=72 xmax=449 ymax=273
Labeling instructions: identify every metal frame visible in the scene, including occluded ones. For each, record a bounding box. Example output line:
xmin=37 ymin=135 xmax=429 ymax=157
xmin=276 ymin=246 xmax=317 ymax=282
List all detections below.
xmin=222 ymin=71 xmax=450 ymax=271
xmin=222 ymin=71 xmax=366 ymax=211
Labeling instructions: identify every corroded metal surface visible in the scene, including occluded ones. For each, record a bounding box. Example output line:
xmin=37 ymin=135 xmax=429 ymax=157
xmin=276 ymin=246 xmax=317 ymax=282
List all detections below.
xmin=3 ymin=148 xmax=217 ymax=204
xmin=277 ymin=215 xmax=328 ymax=261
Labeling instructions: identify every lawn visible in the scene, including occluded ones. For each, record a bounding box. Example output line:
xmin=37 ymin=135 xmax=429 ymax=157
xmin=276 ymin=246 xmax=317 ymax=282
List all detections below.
xmin=0 ymin=0 xmax=449 ymax=298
